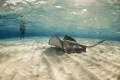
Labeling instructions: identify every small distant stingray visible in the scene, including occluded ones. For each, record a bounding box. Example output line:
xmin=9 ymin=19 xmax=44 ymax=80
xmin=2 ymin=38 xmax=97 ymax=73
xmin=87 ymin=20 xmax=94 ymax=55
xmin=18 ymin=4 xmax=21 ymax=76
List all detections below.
xmin=49 ymin=35 xmax=105 ymax=53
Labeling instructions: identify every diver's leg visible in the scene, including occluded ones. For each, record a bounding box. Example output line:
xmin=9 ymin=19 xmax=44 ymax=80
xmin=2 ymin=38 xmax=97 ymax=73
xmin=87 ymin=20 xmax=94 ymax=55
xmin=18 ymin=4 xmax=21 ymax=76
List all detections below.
xmin=20 ymin=32 xmax=22 ymax=39
xmin=23 ymin=31 xmax=24 ymax=39
xmin=21 ymin=31 xmax=24 ymax=39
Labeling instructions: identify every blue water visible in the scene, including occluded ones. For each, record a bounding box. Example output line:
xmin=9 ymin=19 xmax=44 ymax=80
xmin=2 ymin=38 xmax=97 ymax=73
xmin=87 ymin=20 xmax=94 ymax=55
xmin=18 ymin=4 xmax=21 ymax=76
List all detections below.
xmin=0 ymin=0 xmax=120 ymax=41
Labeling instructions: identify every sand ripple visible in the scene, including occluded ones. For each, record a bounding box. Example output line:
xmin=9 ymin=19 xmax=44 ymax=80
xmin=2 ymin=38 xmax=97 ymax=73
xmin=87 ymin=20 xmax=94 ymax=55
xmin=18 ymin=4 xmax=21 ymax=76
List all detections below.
xmin=0 ymin=39 xmax=120 ymax=80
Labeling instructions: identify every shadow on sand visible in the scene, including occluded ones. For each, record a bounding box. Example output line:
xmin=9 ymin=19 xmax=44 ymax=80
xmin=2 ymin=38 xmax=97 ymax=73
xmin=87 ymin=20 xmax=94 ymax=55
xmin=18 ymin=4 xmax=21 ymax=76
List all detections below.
xmin=43 ymin=47 xmax=83 ymax=57
xmin=43 ymin=47 xmax=65 ymax=56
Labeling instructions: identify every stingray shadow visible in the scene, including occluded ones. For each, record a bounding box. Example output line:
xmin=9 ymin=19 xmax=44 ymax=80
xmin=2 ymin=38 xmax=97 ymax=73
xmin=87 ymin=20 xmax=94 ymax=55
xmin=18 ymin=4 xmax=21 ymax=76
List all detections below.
xmin=43 ymin=47 xmax=83 ymax=57
xmin=43 ymin=47 xmax=65 ymax=56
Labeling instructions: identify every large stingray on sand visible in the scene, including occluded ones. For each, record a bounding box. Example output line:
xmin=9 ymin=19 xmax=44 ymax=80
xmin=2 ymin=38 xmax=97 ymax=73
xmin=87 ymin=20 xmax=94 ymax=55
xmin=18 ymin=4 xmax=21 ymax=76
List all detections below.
xmin=49 ymin=35 xmax=105 ymax=53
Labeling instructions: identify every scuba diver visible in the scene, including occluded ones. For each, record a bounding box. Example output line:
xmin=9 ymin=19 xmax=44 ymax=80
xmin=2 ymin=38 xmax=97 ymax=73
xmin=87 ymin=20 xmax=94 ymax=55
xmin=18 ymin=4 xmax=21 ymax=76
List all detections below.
xmin=20 ymin=21 xmax=26 ymax=39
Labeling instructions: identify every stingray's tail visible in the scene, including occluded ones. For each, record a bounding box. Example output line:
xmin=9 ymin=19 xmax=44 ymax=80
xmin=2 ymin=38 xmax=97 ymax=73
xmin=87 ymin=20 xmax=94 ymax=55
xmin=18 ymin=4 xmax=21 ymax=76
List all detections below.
xmin=86 ymin=40 xmax=105 ymax=48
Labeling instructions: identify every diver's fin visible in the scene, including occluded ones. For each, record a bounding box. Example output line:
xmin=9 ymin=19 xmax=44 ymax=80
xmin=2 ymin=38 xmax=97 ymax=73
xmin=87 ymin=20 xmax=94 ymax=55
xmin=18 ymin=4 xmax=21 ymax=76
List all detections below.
xmin=86 ymin=40 xmax=105 ymax=48
xmin=63 ymin=35 xmax=76 ymax=42
xmin=49 ymin=35 xmax=64 ymax=50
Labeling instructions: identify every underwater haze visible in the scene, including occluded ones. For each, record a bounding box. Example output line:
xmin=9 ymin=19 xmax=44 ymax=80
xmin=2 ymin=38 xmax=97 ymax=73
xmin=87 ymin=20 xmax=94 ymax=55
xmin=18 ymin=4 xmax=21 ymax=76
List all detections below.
xmin=0 ymin=0 xmax=120 ymax=41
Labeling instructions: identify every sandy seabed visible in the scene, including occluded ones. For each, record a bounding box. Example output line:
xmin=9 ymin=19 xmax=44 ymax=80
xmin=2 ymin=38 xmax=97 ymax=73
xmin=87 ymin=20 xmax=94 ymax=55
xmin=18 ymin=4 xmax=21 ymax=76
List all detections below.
xmin=0 ymin=37 xmax=120 ymax=80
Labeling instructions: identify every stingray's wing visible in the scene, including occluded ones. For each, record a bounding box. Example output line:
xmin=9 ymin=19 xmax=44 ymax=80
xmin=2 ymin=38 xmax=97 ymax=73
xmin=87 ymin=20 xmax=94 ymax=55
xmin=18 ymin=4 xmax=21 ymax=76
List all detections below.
xmin=63 ymin=35 xmax=76 ymax=42
xmin=49 ymin=35 xmax=64 ymax=50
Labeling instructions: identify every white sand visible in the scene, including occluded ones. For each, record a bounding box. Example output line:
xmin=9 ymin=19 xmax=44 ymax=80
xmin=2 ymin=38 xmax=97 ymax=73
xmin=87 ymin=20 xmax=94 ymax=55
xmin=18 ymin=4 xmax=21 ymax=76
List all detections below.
xmin=0 ymin=37 xmax=120 ymax=80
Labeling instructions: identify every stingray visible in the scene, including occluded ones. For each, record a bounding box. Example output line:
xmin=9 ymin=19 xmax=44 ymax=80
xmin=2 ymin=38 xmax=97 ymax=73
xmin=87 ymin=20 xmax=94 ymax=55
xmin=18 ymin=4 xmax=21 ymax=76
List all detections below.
xmin=49 ymin=35 xmax=105 ymax=53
